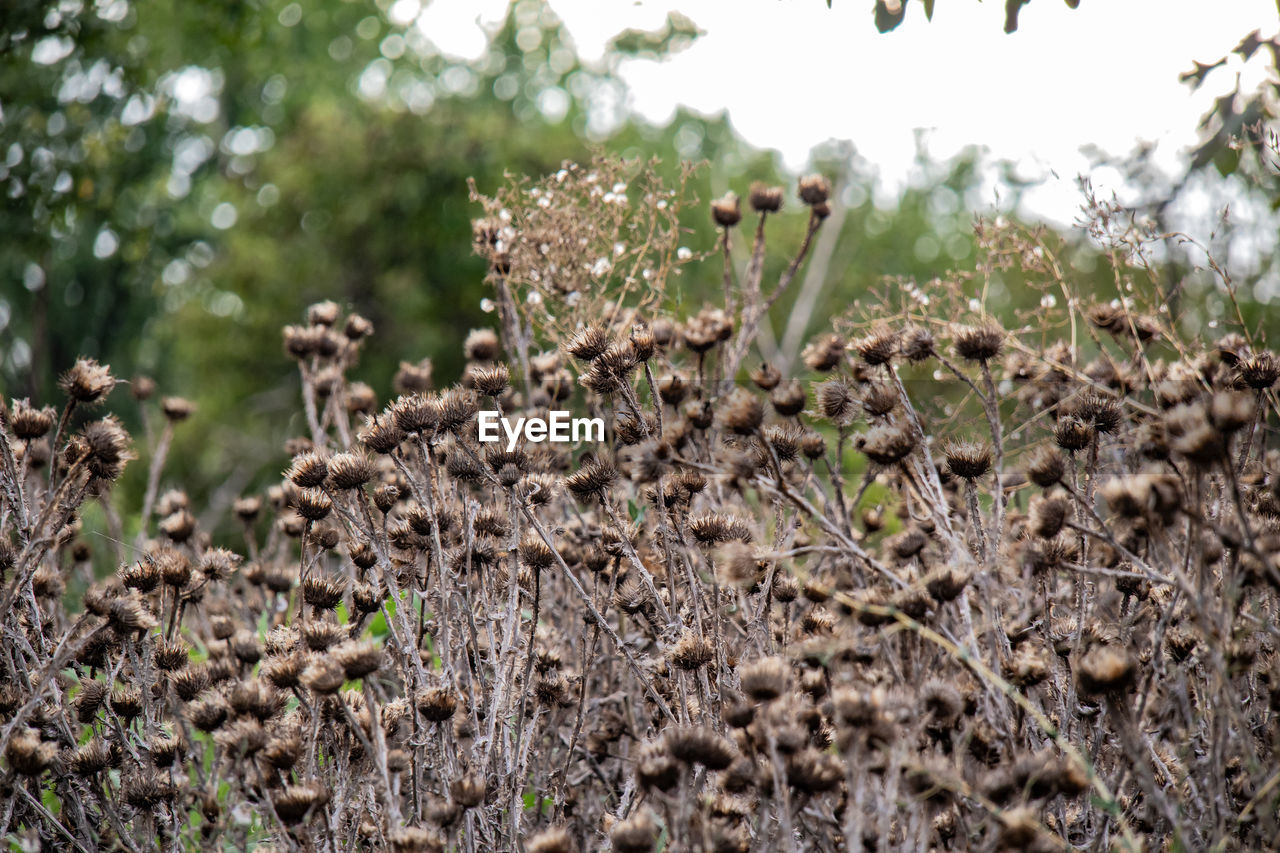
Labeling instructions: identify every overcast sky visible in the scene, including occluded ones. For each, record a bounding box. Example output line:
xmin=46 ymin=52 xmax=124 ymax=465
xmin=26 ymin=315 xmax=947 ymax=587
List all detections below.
xmin=417 ymin=0 xmax=1277 ymax=226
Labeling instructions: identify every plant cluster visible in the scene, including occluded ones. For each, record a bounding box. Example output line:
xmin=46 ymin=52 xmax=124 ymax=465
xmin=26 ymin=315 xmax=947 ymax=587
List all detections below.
xmin=1 ymin=160 xmax=1279 ymax=852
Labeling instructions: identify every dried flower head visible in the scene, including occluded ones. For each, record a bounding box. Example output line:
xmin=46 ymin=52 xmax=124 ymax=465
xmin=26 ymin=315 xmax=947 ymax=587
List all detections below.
xmin=60 ymin=357 xmax=116 ymax=404
xmin=748 ymin=183 xmax=784 ymax=213
xmin=944 ymin=441 xmax=992 ymax=480
xmin=711 ymin=192 xmax=742 ymax=227
xmin=951 ymin=322 xmax=1005 ymax=362
xmin=797 ymin=174 xmax=831 ymax=206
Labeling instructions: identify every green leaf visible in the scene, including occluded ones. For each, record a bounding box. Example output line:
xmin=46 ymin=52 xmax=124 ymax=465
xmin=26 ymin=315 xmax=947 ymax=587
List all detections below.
xmin=609 ymin=12 xmax=704 ymax=58
xmin=42 ymin=787 xmax=61 ymax=816
xmin=923 ymin=0 xmax=935 ymax=20
xmin=1214 ymin=146 xmax=1240 ymax=177
xmin=874 ymin=0 xmax=909 ymax=33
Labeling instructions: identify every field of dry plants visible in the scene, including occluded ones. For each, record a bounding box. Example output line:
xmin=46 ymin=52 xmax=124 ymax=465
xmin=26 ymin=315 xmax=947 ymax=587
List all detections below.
xmin=2 ymin=159 xmax=1279 ymax=852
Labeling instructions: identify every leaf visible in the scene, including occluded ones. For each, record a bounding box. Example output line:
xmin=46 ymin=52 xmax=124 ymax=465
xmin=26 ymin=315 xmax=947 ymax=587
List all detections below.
xmin=1214 ymin=146 xmax=1240 ymax=178
xmin=1004 ymin=0 xmax=1030 ymax=33
xmin=874 ymin=0 xmax=909 ymax=33
xmin=608 ymin=12 xmax=705 ymax=58
xmin=924 ymin=0 xmax=935 ymax=20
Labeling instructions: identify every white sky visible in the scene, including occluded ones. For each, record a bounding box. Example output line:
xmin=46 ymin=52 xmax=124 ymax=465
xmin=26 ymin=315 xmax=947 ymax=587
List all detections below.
xmin=417 ymin=0 xmax=1278 ymax=226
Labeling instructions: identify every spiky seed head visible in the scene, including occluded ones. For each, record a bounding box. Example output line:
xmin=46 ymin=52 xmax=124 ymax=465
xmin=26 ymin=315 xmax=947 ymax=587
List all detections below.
xmin=664 ymin=727 xmax=736 ymax=770
xmin=155 ymin=638 xmax=190 ymax=672
xmin=739 ymin=656 xmax=789 ymax=702
xmin=327 ymin=452 xmax=376 ymax=490
xmin=110 ymin=685 xmax=144 ymax=721
xmin=68 ymin=738 xmax=115 ymax=778
xmin=688 ymin=512 xmax=752 ymax=544
xmin=1077 ymin=393 xmax=1122 ymax=434
xmin=302 ymin=619 xmax=346 ymax=652
xmin=702 ymin=192 xmax=743 ymax=235
xmin=748 ymin=182 xmax=784 ymax=213
xmin=900 ymin=325 xmax=935 ymax=362
xmin=797 ymin=174 xmax=831 ymax=206
xmin=816 ymin=379 xmax=855 ymax=424
xmin=287 ymin=452 xmax=329 ymax=488
xmin=565 ymin=326 xmax=611 ymax=361
xmin=171 ymin=667 xmax=210 ymax=701
xmin=1029 ymin=493 xmax=1068 ymax=539
xmin=160 ymin=396 xmax=195 ymax=422
xmin=635 ymin=741 xmax=680 ymax=791
xmin=1053 ymin=415 xmax=1094 ymax=452
xmin=131 ymin=374 xmax=156 ymax=401
xmin=1209 ymin=391 xmax=1255 ymax=433
xmin=658 ymin=373 xmax=688 ymax=405
xmin=1026 ymin=445 xmax=1066 ymax=487
xmin=564 ymin=458 xmax=618 ymax=502
xmin=360 ymin=414 xmax=404 ymax=454
xmin=722 ymin=389 xmax=764 ymax=435
xmin=1238 ymin=351 xmax=1280 ymax=389
xmin=668 ymin=630 xmax=714 ymax=671
xmin=8 ymin=399 xmax=55 ymax=440
xmin=629 ymin=324 xmax=656 ymax=361
xmin=262 ymin=654 xmax=305 ymax=690
xmin=372 ymin=483 xmax=402 ymax=513
xmin=188 ymin=696 xmax=230 ymax=732
xmin=434 ymin=388 xmax=479 ymax=434
xmin=108 ymin=596 xmax=158 ymax=633
xmin=944 ymin=441 xmax=992 ymax=480
xmin=80 ymin=416 xmax=132 ymax=480
xmin=771 ymin=380 xmax=807 ymax=417
xmin=463 ymin=327 xmax=500 ymax=361
xmin=1003 ymin=645 xmax=1050 ymax=687
xmin=450 ymin=773 xmax=487 ymax=808
xmin=120 ymin=559 xmax=161 ymax=593
xmin=75 ymin=679 xmax=108 ymax=723
xmin=852 ymin=328 xmax=899 ymax=366
xmin=273 ymin=783 xmax=327 ymax=824
xmin=295 ymin=488 xmax=332 ymax=522
xmin=342 ymin=313 xmax=373 ymax=341
xmin=527 ymin=826 xmax=573 ymax=853
xmin=122 ymin=771 xmax=177 ymax=810
xmin=924 ymin=567 xmax=967 ymax=603
xmin=952 ymin=322 xmax=1005 ymax=362
xmin=766 ymin=425 xmax=803 ymax=461
xmin=159 ymin=509 xmax=196 ymax=543
xmin=518 ymin=532 xmax=555 ymax=571
xmin=302 ymin=659 xmax=346 ymax=695
xmin=302 ymin=576 xmax=346 ymax=610
xmin=60 ymin=357 xmax=116 ymax=404
xmin=856 ymin=424 xmax=917 ymax=465
xmin=471 ymin=363 xmax=510 ymax=396
xmin=1075 ymin=645 xmax=1136 ymax=697
xmin=1165 ymin=404 xmax=1225 ymax=467
xmin=334 ymin=640 xmax=383 ymax=680
xmin=750 ymin=362 xmax=782 ymax=391
xmin=610 ymin=810 xmax=658 ymax=853
xmin=415 ymin=686 xmax=458 ymax=723
xmin=800 ymin=430 xmax=826 ymax=459
xmin=802 ymin=333 xmax=846 ymax=371
xmin=306 ymin=300 xmax=340 ymax=327
xmin=861 ymin=383 xmax=899 ymax=417
xmin=390 ymin=394 xmax=439 ymax=436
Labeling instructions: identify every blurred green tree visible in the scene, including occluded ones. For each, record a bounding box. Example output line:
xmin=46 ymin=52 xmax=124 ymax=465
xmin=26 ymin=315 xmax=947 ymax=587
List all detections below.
xmin=0 ymin=0 xmax=1049 ymax=522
